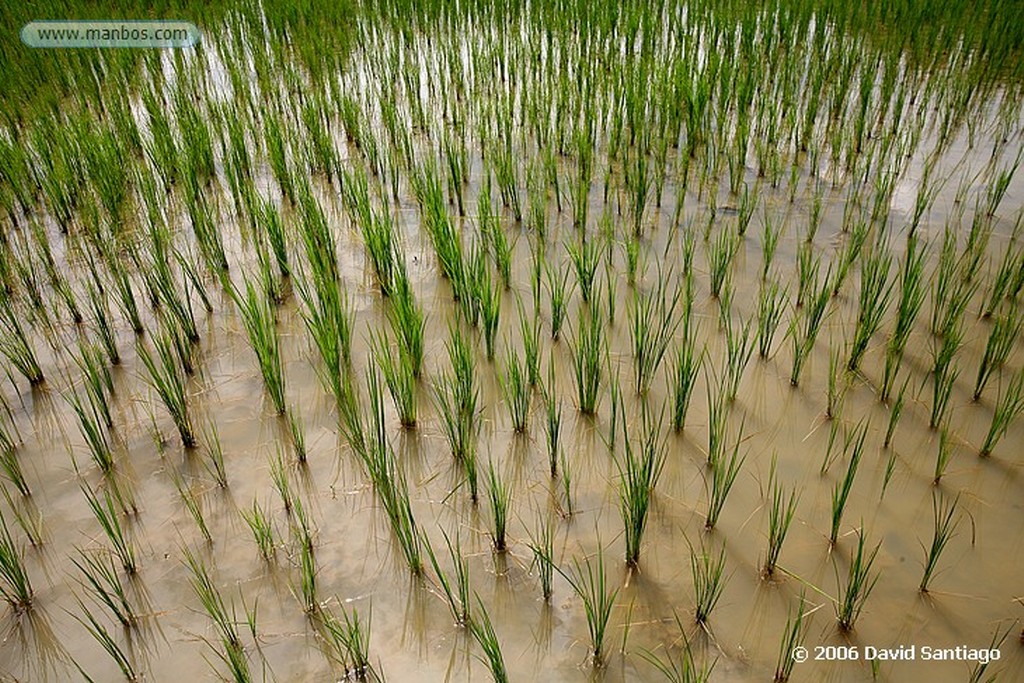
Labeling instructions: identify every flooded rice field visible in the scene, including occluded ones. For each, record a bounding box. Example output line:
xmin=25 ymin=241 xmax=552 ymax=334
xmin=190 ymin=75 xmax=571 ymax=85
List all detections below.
xmin=1 ymin=1 xmax=1023 ymax=681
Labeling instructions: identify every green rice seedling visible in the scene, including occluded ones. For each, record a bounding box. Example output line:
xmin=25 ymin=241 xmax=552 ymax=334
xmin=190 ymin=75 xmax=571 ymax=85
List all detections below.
xmin=724 ymin=315 xmax=755 ymax=401
xmin=559 ymin=449 xmax=575 ymax=517
xmin=980 ymin=368 xmax=1024 ymax=456
xmin=286 ymin=408 xmax=307 ymax=464
xmin=835 ymin=529 xmax=880 ymax=631
xmin=884 ymin=377 xmax=908 ymax=449
xmin=568 ymin=306 xmax=605 ymax=415
xmin=795 ymin=241 xmax=819 ymax=308
xmin=829 ymin=421 xmax=868 ymax=545
xmin=86 ymin=283 xmax=120 ymax=365
xmin=558 ymin=549 xmax=618 ymax=666
xmin=527 ymin=514 xmax=555 ymax=601
xmin=639 ymin=616 xmax=715 ymax=682
xmin=847 ymin=247 xmax=894 ymax=372
xmin=967 ymin=623 xmax=1014 ymax=683
xmin=172 ymin=472 xmax=212 ymax=544
xmin=486 ymin=460 xmax=511 ymax=552
xmin=705 ymin=422 xmax=746 ymax=530
xmin=629 ymin=278 xmax=681 ymax=395
xmin=773 ymin=595 xmax=808 ymax=682
xmin=0 ymin=306 xmax=44 ymax=385
xmin=789 ymin=267 xmax=832 ymax=387
xmin=298 ymin=271 xmax=354 ymax=406
xmin=983 ymin=245 xmax=1023 ymax=318
xmin=543 ymin=375 xmax=562 ymax=477
xmin=241 ymin=499 xmax=275 ymax=561
xmin=929 ymin=358 xmax=960 ymax=430
xmin=257 ymin=196 xmax=289 ymax=277
xmin=479 ymin=269 xmax=501 ymax=362
xmin=499 ymin=346 xmax=530 ymax=433
xmin=691 ymin=539 xmax=727 ymax=626
xmin=370 ymin=329 xmax=417 ymax=429
xmin=761 ymin=213 xmax=782 ymax=281
xmin=201 ymin=421 xmax=228 ymax=489
xmin=360 ymin=205 xmax=397 ymax=297
xmin=66 ymin=388 xmax=114 ymax=475
xmin=479 ymin=182 xmax=513 ymax=289
xmin=519 ymin=303 xmax=541 ymax=386
xmin=546 ymin=260 xmax=572 ymax=340
xmin=707 ymin=228 xmax=739 ymax=299
xmin=757 ymin=279 xmax=788 ymax=359
xmin=933 ymin=427 xmax=956 ymax=484
xmin=73 ymin=600 xmax=140 ymax=681
xmin=830 ymin=221 xmax=870 ymax=298
xmin=604 ymin=265 xmax=618 ymax=326
xmin=319 ymin=601 xmax=374 ymax=680
xmin=82 ymin=485 xmax=136 ymax=574
xmin=825 ymin=342 xmax=848 ymax=421
xmin=425 ymin=529 xmax=471 ymax=626
xmin=298 ymin=534 xmax=318 ymax=615
xmin=469 ymin=595 xmax=509 ymax=683
xmin=72 ymin=549 xmax=137 ymax=629
xmin=567 ymin=237 xmax=600 ymax=304
xmin=624 ymin=233 xmax=641 ymax=287
xmin=0 ymin=443 xmax=29 ymax=498
xmin=183 ymin=545 xmax=242 ymax=655
xmin=881 ymin=236 xmax=927 ymax=401
xmin=973 ymin=306 xmax=1020 ymax=401
xmin=137 ymin=331 xmax=195 ymax=448
xmin=705 ymin=369 xmax=728 ymax=465
xmin=388 ymin=259 xmax=425 ymax=378
xmin=617 ymin=407 xmax=668 ymax=566
xmin=233 ymin=279 xmax=286 ymax=415
xmin=365 ymin=370 xmax=423 ymax=575
xmin=764 ymin=457 xmax=799 ymax=578
xmin=919 ymin=492 xmax=959 ymax=592
xmin=671 ymin=328 xmax=703 ymax=433
xmin=0 ymin=516 xmax=33 ymax=612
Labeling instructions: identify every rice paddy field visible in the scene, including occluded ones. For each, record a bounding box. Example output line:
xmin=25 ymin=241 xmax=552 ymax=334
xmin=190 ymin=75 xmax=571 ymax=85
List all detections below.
xmin=1 ymin=0 xmax=1024 ymax=680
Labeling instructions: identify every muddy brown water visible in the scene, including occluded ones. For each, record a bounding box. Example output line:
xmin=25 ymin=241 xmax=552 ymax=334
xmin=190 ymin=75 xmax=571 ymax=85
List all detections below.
xmin=2 ymin=40 xmax=1024 ymax=683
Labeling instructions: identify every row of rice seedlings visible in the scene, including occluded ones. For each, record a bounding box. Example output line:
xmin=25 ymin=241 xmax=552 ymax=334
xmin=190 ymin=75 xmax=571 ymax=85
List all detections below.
xmin=691 ymin=539 xmax=727 ymax=626
xmin=317 ymin=600 xmax=376 ymax=681
xmin=82 ymin=485 xmax=136 ymax=574
xmin=568 ymin=304 xmax=605 ymax=415
xmin=370 ymin=328 xmax=417 ymax=429
xmin=980 ymin=368 xmax=1024 ymax=456
xmin=705 ymin=420 xmax=746 ymax=530
xmin=763 ymin=456 xmax=799 ymax=578
xmin=241 ymin=499 xmax=276 ymax=561
xmin=72 ymin=600 xmax=140 ymax=681
xmin=835 ymin=529 xmax=879 ymax=631
xmin=425 ymin=529 xmax=471 ymax=626
xmin=137 ymin=330 xmax=196 ymax=448
xmin=881 ymin=236 xmax=928 ymax=401
xmin=0 ymin=515 xmax=33 ymax=612
xmin=919 ymin=492 xmax=960 ymax=592
xmin=628 ymin=275 xmax=681 ymax=395
xmin=72 ymin=548 xmax=138 ymax=629
xmin=233 ymin=279 xmax=287 ymax=415
xmin=973 ymin=305 xmax=1020 ymax=401
xmin=616 ymin=405 xmax=668 ymax=566
xmin=847 ymin=246 xmax=894 ymax=372
xmin=558 ymin=549 xmax=618 ymax=667
xmin=469 ymin=595 xmax=509 ymax=683
xmin=365 ymin=370 xmax=423 ymax=574
xmin=498 ymin=346 xmax=529 ymax=433
xmin=829 ymin=421 xmax=868 ymax=545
